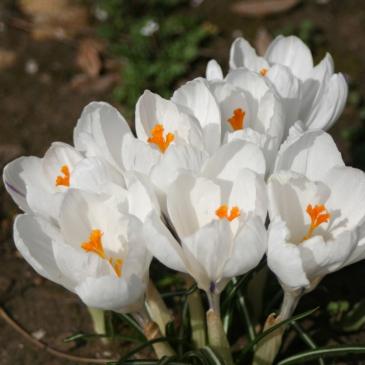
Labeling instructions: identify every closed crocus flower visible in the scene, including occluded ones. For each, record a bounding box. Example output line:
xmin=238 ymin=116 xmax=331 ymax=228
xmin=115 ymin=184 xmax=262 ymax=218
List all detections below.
xmin=267 ymin=129 xmax=365 ymax=293
xmin=14 ymin=184 xmax=153 ymax=312
xmin=144 ymin=167 xmax=267 ymax=298
xmin=228 ymin=35 xmax=348 ymax=133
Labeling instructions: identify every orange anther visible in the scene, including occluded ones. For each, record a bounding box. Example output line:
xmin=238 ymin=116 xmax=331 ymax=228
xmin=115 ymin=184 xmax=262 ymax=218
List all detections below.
xmin=260 ymin=68 xmax=268 ymax=76
xmin=216 ymin=204 xmax=240 ymax=222
xmin=81 ymin=229 xmax=105 ymax=259
xmin=147 ymin=124 xmax=175 ymax=153
xmin=55 ymin=165 xmax=70 ymax=187
xmin=303 ymin=204 xmax=330 ymax=241
xmin=228 ymin=108 xmax=245 ymax=131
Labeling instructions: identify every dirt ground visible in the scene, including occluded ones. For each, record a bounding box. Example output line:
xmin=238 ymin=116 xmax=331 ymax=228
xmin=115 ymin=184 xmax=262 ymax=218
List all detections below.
xmin=0 ymin=1 xmax=365 ymax=364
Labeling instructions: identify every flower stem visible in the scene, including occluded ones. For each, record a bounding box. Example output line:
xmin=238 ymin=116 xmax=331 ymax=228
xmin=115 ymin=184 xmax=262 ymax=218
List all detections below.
xmin=252 ymin=289 xmax=302 ymax=365
xmin=145 ymin=280 xmax=172 ymax=335
xmin=186 ymin=276 xmax=206 ymax=348
xmin=133 ymin=307 xmax=176 ymax=359
xmin=87 ymin=307 xmax=108 ymax=344
xmin=206 ymin=292 xmax=233 ymax=365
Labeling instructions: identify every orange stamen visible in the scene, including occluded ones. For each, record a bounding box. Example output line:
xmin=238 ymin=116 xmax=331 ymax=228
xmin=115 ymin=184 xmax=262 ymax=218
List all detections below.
xmin=81 ymin=229 xmax=124 ymax=277
xmin=228 ymin=108 xmax=245 ymax=131
xmin=147 ymin=124 xmax=175 ymax=153
xmin=81 ymin=229 xmax=105 ymax=258
xmin=215 ymin=204 xmax=240 ymax=222
xmin=260 ymin=68 xmax=268 ymax=76
xmin=55 ymin=165 xmax=70 ymax=187
xmin=303 ymin=204 xmax=331 ymax=241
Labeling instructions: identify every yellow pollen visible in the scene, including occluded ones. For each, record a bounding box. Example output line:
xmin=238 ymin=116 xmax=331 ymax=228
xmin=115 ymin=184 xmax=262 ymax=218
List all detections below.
xmin=147 ymin=124 xmax=175 ymax=153
xmin=303 ymin=204 xmax=331 ymax=241
xmin=228 ymin=108 xmax=245 ymax=131
xmin=215 ymin=204 xmax=240 ymax=222
xmin=81 ymin=229 xmax=123 ymax=277
xmin=55 ymin=165 xmax=70 ymax=187
xmin=260 ymin=68 xmax=268 ymax=76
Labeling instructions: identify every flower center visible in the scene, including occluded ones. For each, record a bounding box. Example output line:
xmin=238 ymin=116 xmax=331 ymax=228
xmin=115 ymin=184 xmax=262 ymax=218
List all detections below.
xmin=55 ymin=165 xmax=70 ymax=187
xmin=81 ymin=229 xmax=123 ymax=277
xmin=303 ymin=204 xmax=331 ymax=241
xmin=147 ymin=124 xmax=175 ymax=153
xmin=260 ymin=68 xmax=268 ymax=76
xmin=228 ymin=108 xmax=245 ymax=131
xmin=215 ymin=204 xmax=240 ymax=222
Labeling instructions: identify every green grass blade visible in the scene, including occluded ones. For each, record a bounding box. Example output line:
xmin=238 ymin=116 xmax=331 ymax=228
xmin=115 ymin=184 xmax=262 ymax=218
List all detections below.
xmin=277 ymin=346 xmax=365 ymax=365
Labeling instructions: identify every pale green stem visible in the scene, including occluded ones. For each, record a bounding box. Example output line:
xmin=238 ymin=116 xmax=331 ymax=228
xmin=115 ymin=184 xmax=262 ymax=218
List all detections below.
xmin=252 ymin=289 xmax=302 ymax=365
xmin=206 ymin=292 xmax=234 ymax=365
xmin=87 ymin=307 xmax=108 ymax=344
xmin=133 ymin=306 xmax=176 ymax=359
xmin=186 ymin=276 xmax=206 ymax=348
xmin=145 ymin=280 xmax=172 ymax=335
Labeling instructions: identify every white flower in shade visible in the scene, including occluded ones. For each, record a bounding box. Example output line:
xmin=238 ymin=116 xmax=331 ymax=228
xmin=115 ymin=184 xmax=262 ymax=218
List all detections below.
xmin=144 ymin=147 xmax=267 ymax=294
xmin=228 ymin=35 xmax=348 ymax=133
xmin=13 ymin=184 xmax=153 ymax=312
xmin=267 ymin=130 xmax=365 ymax=291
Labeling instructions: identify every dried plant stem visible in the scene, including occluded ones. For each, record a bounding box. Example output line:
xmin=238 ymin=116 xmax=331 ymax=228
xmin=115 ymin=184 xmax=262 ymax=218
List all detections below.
xmin=0 ymin=306 xmax=115 ymax=364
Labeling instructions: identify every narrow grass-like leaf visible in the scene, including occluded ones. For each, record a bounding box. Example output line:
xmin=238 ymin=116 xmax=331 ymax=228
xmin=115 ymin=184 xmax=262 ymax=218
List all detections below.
xmin=200 ymin=346 xmax=225 ymax=365
xmin=277 ymin=346 xmax=365 ymax=365
xmin=236 ymin=291 xmax=256 ymax=343
xmin=116 ymin=313 xmax=145 ymax=340
xmin=64 ymin=332 xmax=140 ymax=343
xmin=235 ymin=307 xmax=319 ymax=363
xmin=161 ymin=284 xmax=198 ymax=299
xmin=291 ymin=321 xmax=325 ymax=365
xmin=221 ymin=274 xmax=250 ymax=311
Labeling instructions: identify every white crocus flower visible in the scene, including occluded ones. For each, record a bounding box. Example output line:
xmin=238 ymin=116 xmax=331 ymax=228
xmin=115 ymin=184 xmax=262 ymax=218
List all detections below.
xmin=13 ymin=181 xmax=153 ymax=312
xmin=206 ymin=59 xmax=224 ymax=81
xmin=144 ymin=164 xmax=267 ymax=298
xmin=172 ymin=76 xmax=284 ymax=173
xmin=228 ymin=35 xmax=348 ymax=133
xmin=268 ymin=129 xmax=365 ymax=293
xmin=3 ymin=142 xmax=84 ymax=220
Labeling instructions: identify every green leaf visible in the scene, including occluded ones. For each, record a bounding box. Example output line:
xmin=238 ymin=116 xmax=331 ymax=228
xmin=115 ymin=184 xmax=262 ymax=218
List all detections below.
xmin=277 ymin=346 xmax=365 ymax=365
xmin=161 ymin=284 xmax=198 ymax=299
xmin=235 ymin=307 xmax=319 ymax=363
xmin=64 ymin=332 xmax=140 ymax=343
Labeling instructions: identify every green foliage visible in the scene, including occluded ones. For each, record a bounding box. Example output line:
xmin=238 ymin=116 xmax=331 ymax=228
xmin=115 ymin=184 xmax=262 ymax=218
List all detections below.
xmin=96 ymin=0 xmax=215 ymax=111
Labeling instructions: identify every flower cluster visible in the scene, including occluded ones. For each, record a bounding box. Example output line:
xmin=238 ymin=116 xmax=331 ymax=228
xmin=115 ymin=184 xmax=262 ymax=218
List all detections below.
xmin=3 ymin=35 xmax=364 ymax=345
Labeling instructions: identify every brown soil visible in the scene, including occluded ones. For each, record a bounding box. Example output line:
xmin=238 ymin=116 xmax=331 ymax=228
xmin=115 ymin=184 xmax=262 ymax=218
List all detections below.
xmin=0 ymin=1 xmax=365 ymax=364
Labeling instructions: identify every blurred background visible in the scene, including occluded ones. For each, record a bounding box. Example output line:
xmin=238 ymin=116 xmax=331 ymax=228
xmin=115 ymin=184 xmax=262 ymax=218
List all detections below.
xmin=0 ymin=0 xmax=365 ymax=364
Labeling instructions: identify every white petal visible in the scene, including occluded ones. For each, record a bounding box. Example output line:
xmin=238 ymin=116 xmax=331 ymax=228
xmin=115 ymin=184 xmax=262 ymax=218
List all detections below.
xmin=143 ymin=212 xmax=187 ymax=273
xmin=275 ymin=130 xmax=344 ymax=181
xmin=167 ymin=174 xmax=221 ymax=237
xmin=267 ymin=218 xmax=310 ymax=289
xmin=265 ymin=35 xmax=313 ymax=80
xmin=304 ymin=73 xmax=348 ymax=130
xmin=229 ymin=37 xmax=269 ymax=71
xmin=324 ymin=166 xmax=365 ymax=230
xmin=229 ymin=168 xmax=267 ymax=222
xmin=121 ymin=134 xmax=160 ymax=176
xmin=182 ymin=219 xmax=232 ymax=288
xmin=14 ymin=214 xmax=75 ymax=290
xmin=202 ymin=140 xmax=266 ymax=181
xmin=223 ymin=216 xmax=267 ymax=277
xmin=206 ymin=59 xmax=224 ymax=81
xmin=172 ymin=78 xmax=221 ymax=154
xmin=75 ymin=274 xmax=145 ymax=312
xmin=74 ymin=102 xmax=131 ymax=169
xmin=3 ymin=157 xmax=40 ymax=212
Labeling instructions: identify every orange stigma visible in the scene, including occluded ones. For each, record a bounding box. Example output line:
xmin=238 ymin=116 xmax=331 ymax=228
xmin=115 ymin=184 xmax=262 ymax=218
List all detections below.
xmin=81 ymin=229 xmax=123 ymax=277
xmin=303 ymin=204 xmax=331 ymax=241
xmin=216 ymin=204 xmax=240 ymax=222
xmin=147 ymin=124 xmax=175 ymax=153
xmin=55 ymin=165 xmax=70 ymax=187
xmin=260 ymin=68 xmax=268 ymax=76
xmin=228 ymin=108 xmax=245 ymax=131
